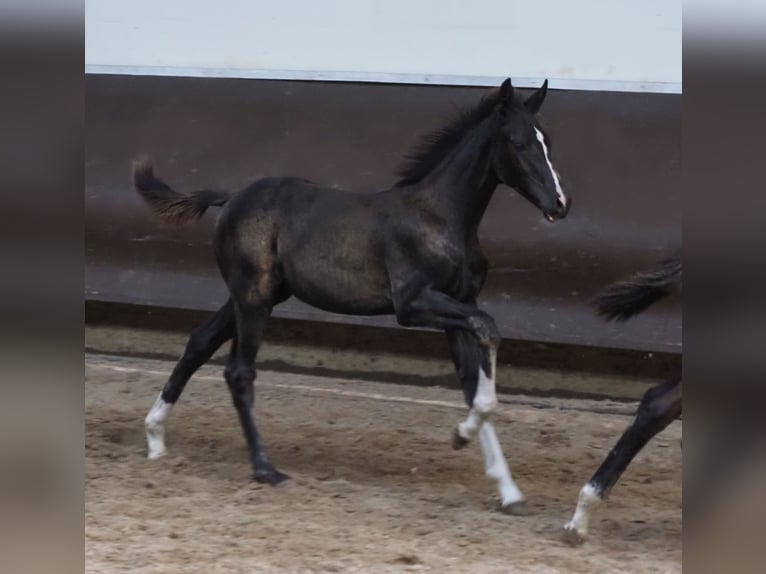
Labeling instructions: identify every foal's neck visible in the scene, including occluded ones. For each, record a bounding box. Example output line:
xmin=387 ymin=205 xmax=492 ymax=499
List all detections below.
xmin=417 ymin=115 xmax=499 ymax=234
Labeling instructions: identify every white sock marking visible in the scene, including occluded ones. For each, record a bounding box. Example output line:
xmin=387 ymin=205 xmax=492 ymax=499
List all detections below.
xmin=145 ymin=393 xmax=172 ymax=459
xmin=534 ymin=127 xmax=566 ymax=208
xmin=564 ymin=481 xmax=602 ymax=540
xmin=455 ymin=351 xmax=522 ymax=505
xmin=458 ymin=357 xmax=498 ymax=441
xmin=479 ymin=422 xmax=524 ymax=506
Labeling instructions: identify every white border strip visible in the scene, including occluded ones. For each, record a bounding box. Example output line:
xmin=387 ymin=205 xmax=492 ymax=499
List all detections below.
xmin=89 ymin=362 xmax=467 ymax=411
xmin=85 ymin=65 xmax=682 ymax=95
xmin=86 ymin=360 xmax=638 ymax=416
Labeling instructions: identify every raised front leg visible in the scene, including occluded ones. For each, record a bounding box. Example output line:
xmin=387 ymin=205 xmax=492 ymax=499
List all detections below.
xmin=563 ymin=377 xmax=682 ymax=545
xmin=447 ymin=328 xmax=528 ymax=514
xmin=393 ymin=285 xmax=500 ymax=442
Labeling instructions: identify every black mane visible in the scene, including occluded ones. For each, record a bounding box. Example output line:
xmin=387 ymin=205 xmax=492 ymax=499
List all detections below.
xmin=394 ymin=93 xmax=500 ymax=187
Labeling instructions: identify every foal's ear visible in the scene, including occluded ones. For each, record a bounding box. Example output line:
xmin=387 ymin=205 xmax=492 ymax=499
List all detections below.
xmin=498 ymin=78 xmax=514 ymax=106
xmin=524 ymin=79 xmax=549 ymax=115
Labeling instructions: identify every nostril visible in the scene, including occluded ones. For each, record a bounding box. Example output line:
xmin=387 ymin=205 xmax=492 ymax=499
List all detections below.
xmin=556 ymin=197 xmax=565 ymax=210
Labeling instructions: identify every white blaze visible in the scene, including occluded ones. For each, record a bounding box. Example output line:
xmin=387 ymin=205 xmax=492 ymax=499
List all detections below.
xmin=534 ymin=127 xmax=566 ymax=207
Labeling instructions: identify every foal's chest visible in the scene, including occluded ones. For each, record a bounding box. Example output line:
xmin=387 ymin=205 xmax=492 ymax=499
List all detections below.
xmin=431 ymin=250 xmax=482 ymax=302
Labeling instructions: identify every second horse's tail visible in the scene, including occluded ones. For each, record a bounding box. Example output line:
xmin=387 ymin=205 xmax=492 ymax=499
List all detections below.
xmin=132 ymin=157 xmax=231 ymax=225
xmin=594 ymin=254 xmax=682 ymax=322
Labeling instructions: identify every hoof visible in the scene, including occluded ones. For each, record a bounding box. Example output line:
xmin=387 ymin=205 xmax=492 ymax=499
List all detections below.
xmin=562 ymin=524 xmax=586 ymax=546
xmin=147 ymin=449 xmax=167 ymax=460
xmin=254 ymin=469 xmax=291 ymax=487
xmin=500 ymin=500 xmax=533 ymax=516
xmin=146 ymin=429 xmax=167 ymax=460
xmin=452 ymin=429 xmax=470 ymax=450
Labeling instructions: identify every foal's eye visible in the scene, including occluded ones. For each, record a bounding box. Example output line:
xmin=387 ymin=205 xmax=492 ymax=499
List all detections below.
xmin=513 ymin=141 xmax=524 ymax=150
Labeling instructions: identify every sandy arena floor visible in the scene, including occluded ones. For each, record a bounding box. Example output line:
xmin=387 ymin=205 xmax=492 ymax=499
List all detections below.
xmin=85 ymin=354 xmax=681 ymax=573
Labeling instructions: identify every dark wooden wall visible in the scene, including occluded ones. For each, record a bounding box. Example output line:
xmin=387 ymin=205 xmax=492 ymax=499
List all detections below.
xmin=85 ymin=75 xmax=681 ymax=353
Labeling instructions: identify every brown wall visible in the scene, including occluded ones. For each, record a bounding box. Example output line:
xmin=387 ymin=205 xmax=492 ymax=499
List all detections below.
xmin=85 ymin=75 xmax=681 ymax=353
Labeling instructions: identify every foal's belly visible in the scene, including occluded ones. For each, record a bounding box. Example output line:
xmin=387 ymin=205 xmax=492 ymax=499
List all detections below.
xmin=280 ymin=226 xmax=395 ymax=316
xmin=293 ymin=287 xmax=395 ymax=316
xmin=284 ymin=256 xmax=395 ymax=316
xmin=274 ymin=189 xmax=399 ymax=315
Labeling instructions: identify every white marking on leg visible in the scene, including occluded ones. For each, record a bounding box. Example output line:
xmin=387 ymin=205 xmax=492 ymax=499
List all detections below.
xmin=563 ymin=481 xmax=603 ymax=542
xmin=457 ymin=408 xmax=483 ymax=442
xmin=145 ymin=393 xmax=172 ymax=459
xmin=479 ymin=421 xmax=524 ymax=506
xmin=534 ymin=127 xmax=566 ymax=207
xmin=457 ymin=353 xmax=498 ymax=442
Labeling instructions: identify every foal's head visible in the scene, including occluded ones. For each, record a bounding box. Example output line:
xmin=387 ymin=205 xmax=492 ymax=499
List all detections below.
xmin=491 ymin=78 xmax=570 ymax=222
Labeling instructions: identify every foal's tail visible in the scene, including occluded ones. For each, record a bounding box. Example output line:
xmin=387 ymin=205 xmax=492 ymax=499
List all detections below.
xmin=132 ymin=157 xmax=231 ymax=225
xmin=594 ymin=254 xmax=682 ymax=322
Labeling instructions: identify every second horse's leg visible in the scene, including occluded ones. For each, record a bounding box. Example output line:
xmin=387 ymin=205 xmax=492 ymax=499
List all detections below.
xmin=447 ymin=328 xmax=527 ymax=514
xmin=563 ymin=377 xmax=682 ymax=545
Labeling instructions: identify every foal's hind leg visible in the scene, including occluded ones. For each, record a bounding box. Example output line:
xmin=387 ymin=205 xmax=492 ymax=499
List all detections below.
xmin=145 ymin=300 xmax=235 ymax=459
xmin=225 ymin=299 xmax=289 ymax=486
xmin=447 ymin=328 xmax=527 ymax=514
xmin=563 ymin=377 xmax=682 ymax=545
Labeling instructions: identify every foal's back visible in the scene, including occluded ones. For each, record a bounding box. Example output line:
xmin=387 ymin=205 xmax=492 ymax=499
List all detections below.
xmin=214 ymin=176 xmax=398 ymax=314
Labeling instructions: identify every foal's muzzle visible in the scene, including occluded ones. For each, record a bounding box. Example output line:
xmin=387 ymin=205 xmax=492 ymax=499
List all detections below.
xmin=544 ymin=195 xmax=571 ymax=222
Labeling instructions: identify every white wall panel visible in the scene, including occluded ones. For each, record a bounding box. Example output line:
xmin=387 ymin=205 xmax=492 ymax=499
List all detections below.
xmin=85 ymin=0 xmax=681 ymax=93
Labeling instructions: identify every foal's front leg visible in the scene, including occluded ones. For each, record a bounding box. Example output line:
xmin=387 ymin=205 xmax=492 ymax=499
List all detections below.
xmin=394 ymin=287 xmax=525 ymax=506
xmin=447 ymin=328 xmax=528 ymax=514
xmin=394 ymin=286 xmax=501 ymax=434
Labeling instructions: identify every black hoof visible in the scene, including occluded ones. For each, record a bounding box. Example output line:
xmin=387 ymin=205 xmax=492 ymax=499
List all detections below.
xmin=500 ymin=500 xmax=533 ymax=516
xmin=452 ymin=428 xmax=469 ymax=450
xmin=254 ymin=468 xmax=291 ymax=487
